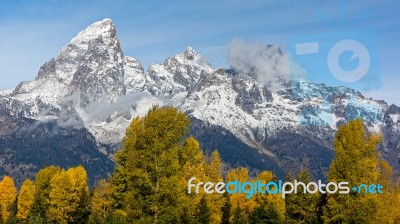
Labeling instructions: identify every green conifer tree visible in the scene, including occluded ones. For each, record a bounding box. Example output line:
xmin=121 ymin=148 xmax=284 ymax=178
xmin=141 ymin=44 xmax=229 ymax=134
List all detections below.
xmin=249 ymin=205 xmax=281 ymax=224
xmin=233 ymin=207 xmax=247 ymax=224
xmin=221 ymin=192 xmax=232 ymax=224
xmin=196 ymin=196 xmax=211 ymax=224
xmin=285 ymin=169 xmax=320 ymax=223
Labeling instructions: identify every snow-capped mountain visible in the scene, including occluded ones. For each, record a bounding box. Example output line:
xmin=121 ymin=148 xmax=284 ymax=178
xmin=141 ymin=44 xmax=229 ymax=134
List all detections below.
xmin=1 ymin=19 xmax=399 ymax=184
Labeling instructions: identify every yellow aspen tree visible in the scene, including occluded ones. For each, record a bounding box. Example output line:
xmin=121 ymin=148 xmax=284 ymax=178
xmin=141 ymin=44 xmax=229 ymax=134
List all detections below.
xmin=178 ymin=136 xmax=207 ymax=222
xmin=324 ymin=119 xmax=381 ymax=223
xmin=205 ymin=150 xmax=225 ymax=223
xmin=30 ymin=165 xmax=61 ymax=222
xmin=254 ymin=170 xmax=286 ymax=221
xmin=114 ymin=106 xmax=190 ymax=223
xmin=374 ymin=160 xmax=400 ymax=223
xmin=226 ymin=167 xmax=258 ymax=220
xmin=393 ymin=178 xmax=400 ymax=223
xmin=0 ymin=176 xmax=17 ymax=223
xmin=47 ymin=166 xmax=89 ymax=224
xmin=67 ymin=166 xmax=90 ymax=223
xmin=17 ymin=179 xmax=36 ymax=222
xmin=47 ymin=170 xmax=73 ymax=224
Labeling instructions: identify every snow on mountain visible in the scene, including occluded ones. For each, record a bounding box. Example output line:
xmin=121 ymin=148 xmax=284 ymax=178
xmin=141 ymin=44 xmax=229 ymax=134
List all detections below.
xmin=10 ymin=18 xmax=126 ymax=111
xmin=1 ymin=18 xmax=400 ymax=175
xmin=144 ymin=47 xmax=214 ymax=100
xmin=3 ymin=19 xmax=139 ymax=153
xmin=124 ymin=56 xmax=146 ymax=93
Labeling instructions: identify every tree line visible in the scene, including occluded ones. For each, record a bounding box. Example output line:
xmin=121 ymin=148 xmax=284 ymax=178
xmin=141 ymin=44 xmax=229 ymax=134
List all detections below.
xmin=0 ymin=106 xmax=400 ymax=223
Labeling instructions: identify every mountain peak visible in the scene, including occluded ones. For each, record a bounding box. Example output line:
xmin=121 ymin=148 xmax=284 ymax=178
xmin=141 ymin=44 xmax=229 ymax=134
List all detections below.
xmin=169 ymin=47 xmax=211 ymax=68
xmin=183 ymin=46 xmax=198 ymax=61
xmin=70 ymin=18 xmax=117 ymax=46
xmin=13 ymin=18 xmax=126 ymax=107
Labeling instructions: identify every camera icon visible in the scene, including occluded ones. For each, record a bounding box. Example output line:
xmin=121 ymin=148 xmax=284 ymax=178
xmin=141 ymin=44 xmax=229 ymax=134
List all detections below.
xmin=287 ymin=29 xmax=381 ymax=127
xmin=288 ymin=29 xmax=381 ymax=91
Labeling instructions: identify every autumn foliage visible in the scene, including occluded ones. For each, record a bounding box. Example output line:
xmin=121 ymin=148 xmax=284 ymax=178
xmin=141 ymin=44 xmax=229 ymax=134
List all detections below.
xmin=1 ymin=108 xmax=400 ymax=223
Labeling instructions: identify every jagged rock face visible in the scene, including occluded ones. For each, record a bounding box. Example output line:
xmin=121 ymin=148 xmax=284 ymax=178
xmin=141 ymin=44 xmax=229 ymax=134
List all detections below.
xmin=124 ymin=56 xmax=145 ymax=93
xmin=11 ymin=19 xmax=127 ymax=113
xmin=145 ymin=47 xmax=213 ymax=98
xmin=1 ymin=18 xmax=400 ymax=185
xmin=381 ymin=104 xmax=400 ymax=167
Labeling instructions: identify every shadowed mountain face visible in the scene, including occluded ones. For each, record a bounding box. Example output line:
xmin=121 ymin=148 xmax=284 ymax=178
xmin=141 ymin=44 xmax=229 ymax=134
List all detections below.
xmin=0 ymin=106 xmax=113 ymax=186
xmin=1 ymin=18 xmax=399 ymax=185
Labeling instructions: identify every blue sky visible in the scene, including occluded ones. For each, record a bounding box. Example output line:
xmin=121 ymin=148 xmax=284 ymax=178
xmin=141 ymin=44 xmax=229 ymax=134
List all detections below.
xmin=0 ymin=0 xmax=398 ymax=104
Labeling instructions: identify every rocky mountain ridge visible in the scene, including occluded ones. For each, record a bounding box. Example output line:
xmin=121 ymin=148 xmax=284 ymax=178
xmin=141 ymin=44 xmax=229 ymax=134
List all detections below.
xmin=1 ymin=18 xmax=399 ymax=184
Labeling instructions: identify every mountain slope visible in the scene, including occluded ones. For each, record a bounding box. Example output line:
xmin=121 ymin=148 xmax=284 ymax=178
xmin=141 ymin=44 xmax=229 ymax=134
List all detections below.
xmin=1 ymin=18 xmax=399 ymax=184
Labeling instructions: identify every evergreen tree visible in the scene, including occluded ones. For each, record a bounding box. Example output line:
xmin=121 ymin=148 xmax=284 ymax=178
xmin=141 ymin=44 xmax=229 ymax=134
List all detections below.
xmin=285 ymin=169 xmax=320 ymax=223
xmin=195 ymin=196 xmax=211 ymax=224
xmin=248 ymin=205 xmax=281 ymax=224
xmin=315 ymin=188 xmax=327 ymax=224
xmin=180 ymin=208 xmax=192 ymax=224
xmin=112 ymin=122 xmax=132 ymax=215
xmin=221 ymin=192 xmax=232 ymax=224
xmin=232 ymin=207 xmax=247 ymax=224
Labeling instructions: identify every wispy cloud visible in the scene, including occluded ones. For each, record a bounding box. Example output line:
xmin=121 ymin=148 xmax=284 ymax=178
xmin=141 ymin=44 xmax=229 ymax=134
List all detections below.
xmin=227 ymin=39 xmax=291 ymax=85
xmin=84 ymin=92 xmax=150 ymax=123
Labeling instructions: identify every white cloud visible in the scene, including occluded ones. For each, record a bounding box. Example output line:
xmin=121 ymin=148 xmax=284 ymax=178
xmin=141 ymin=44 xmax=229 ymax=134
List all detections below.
xmin=227 ymin=39 xmax=291 ymax=85
xmin=83 ymin=92 xmax=150 ymax=122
